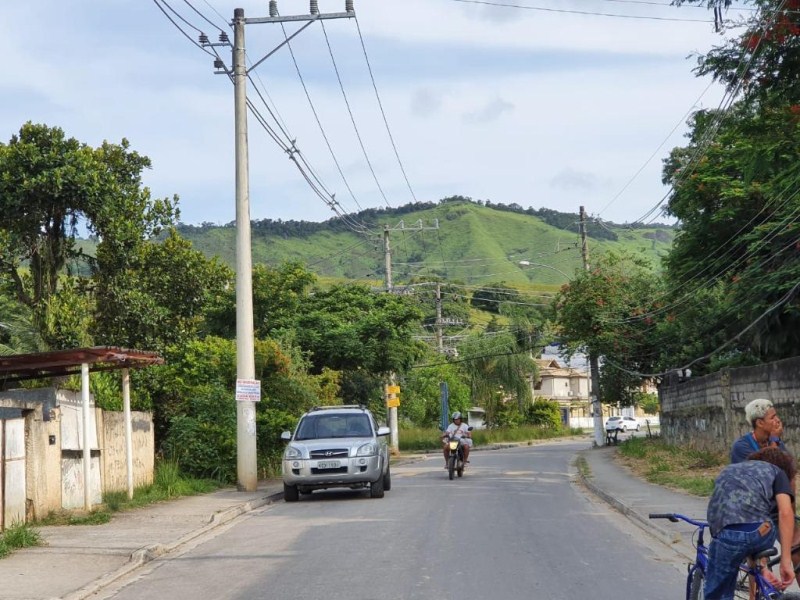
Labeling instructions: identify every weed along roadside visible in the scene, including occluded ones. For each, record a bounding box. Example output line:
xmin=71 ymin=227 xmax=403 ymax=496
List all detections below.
xmin=615 ymin=437 xmax=725 ymax=497
xmin=0 ymin=523 xmax=41 ymax=558
xmin=397 ymin=425 xmax=585 ymax=453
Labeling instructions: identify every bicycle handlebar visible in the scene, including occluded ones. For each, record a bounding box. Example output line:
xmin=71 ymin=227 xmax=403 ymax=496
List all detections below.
xmin=648 ymin=513 xmax=708 ymax=528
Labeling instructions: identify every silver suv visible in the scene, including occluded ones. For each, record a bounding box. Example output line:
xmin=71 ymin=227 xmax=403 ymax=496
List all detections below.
xmin=280 ymin=405 xmax=391 ymax=502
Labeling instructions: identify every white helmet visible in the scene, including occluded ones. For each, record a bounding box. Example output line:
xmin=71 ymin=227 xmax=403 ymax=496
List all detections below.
xmin=452 ymin=411 xmax=462 ymax=420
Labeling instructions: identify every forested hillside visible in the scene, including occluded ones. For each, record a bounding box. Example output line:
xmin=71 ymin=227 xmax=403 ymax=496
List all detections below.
xmin=175 ymin=197 xmax=674 ymax=286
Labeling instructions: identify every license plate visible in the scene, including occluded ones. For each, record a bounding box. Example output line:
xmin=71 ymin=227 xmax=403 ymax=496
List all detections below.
xmin=316 ymin=460 xmax=341 ymax=469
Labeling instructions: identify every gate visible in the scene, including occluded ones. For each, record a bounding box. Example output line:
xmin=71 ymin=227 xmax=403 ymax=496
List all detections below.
xmin=1 ymin=418 xmax=26 ymax=530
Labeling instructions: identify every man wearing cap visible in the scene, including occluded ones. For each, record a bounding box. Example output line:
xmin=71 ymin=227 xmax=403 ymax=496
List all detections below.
xmin=731 ymin=398 xmax=786 ymax=464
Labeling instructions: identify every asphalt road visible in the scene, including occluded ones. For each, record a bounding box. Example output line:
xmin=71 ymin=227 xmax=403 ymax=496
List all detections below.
xmin=95 ymin=441 xmax=687 ymax=600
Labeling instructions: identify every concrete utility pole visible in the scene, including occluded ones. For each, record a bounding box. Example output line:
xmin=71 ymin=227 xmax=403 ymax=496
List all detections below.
xmin=435 ymin=282 xmax=443 ymax=352
xmin=381 ymin=220 xmax=439 ymax=452
xmin=383 ymin=225 xmax=393 ymax=292
xmin=579 ymin=206 xmax=605 ymax=447
xmin=206 ymin=3 xmax=356 ymax=491
xmin=233 ymin=9 xmax=258 ymax=491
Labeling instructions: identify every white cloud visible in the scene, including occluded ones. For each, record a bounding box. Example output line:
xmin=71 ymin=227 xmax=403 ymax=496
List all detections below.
xmin=0 ymin=0 xmax=735 ymax=227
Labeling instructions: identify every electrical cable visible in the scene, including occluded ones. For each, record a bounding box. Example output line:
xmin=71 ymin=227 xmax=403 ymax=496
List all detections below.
xmin=447 ymin=0 xmax=714 ymax=22
xmin=353 ymin=16 xmax=418 ymax=203
xmin=319 ymin=20 xmax=392 ymax=209
xmin=281 ymin=22 xmax=366 ymax=213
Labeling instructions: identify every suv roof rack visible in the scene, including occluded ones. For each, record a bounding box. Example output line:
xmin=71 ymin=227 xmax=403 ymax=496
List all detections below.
xmin=310 ymin=404 xmax=366 ymax=412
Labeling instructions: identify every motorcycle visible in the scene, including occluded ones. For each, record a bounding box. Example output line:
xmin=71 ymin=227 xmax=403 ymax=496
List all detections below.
xmin=443 ymin=427 xmax=473 ymax=480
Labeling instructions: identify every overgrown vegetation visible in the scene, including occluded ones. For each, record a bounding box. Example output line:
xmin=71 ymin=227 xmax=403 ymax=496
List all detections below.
xmin=616 ymin=437 xmax=725 ymax=496
xmin=38 ymin=461 xmax=221 ymax=526
xmin=0 ymin=522 xmax=41 ymax=558
xmin=398 ymin=425 xmax=582 ymax=452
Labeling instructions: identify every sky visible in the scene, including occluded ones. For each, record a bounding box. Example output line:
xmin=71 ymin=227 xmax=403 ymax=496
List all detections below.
xmin=0 ymin=0 xmax=750 ymax=227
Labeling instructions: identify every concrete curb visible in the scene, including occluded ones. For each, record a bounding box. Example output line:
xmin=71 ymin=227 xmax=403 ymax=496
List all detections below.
xmin=61 ymin=490 xmax=284 ymax=600
xmin=575 ymin=451 xmax=695 ymax=564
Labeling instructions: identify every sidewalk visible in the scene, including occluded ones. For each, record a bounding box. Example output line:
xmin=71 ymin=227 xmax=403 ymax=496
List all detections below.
xmin=578 ymin=444 xmax=709 ymax=561
xmin=0 ymin=480 xmax=284 ymax=600
xmin=0 ymin=445 xmax=708 ymax=600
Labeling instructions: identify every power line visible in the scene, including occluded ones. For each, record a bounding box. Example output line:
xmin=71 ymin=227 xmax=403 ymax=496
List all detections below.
xmin=319 ymin=20 xmax=392 ymax=209
xmin=281 ymin=22 xmax=366 ymax=213
xmin=353 ymin=16 xmax=418 ymax=203
xmin=447 ymin=0 xmax=714 ymax=22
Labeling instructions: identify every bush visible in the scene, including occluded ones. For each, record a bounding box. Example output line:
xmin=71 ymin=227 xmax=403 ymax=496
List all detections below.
xmin=162 ymin=383 xmax=237 ymax=482
xmin=525 ymin=399 xmax=562 ymax=428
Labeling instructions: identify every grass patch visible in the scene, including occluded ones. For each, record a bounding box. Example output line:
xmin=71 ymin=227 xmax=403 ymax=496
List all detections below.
xmin=37 ymin=460 xmax=223 ymax=527
xmin=0 ymin=523 xmax=42 ymax=558
xmin=617 ymin=436 xmax=725 ymax=497
xmin=398 ymin=425 xmax=583 ymax=452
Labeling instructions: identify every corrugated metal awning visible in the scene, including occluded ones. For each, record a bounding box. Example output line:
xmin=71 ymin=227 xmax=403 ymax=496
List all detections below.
xmin=0 ymin=346 xmax=164 ymax=384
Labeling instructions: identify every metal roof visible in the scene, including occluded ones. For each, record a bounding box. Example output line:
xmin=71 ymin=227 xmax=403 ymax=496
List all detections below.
xmin=0 ymin=346 xmax=164 ymax=384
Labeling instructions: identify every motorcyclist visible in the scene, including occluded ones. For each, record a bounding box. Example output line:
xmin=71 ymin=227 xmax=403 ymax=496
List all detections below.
xmin=442 ymin=411 xmax=472 ymax=469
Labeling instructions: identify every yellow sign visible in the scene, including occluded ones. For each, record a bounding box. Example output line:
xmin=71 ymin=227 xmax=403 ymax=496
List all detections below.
xmin=386 ymin=385 xmax=400 ymax=394
xmin=386 ymin=397 xmax=400 ymax=408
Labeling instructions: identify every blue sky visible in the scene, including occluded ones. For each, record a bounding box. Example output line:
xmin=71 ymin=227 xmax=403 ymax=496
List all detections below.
xmin=0 ymin=0 xmax=747 ymax=227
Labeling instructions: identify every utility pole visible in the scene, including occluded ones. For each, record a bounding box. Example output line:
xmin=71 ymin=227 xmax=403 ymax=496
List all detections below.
xmin=206 ymin=2 xmax=356 ymax=491
xmin=579 ymin=206 xmax=605 ymax=447
xmin=381 ymin=225 xmax=398 ymax=452
xmin=435 ymin=282 xmax=443 ymax=352
xmin=383 ymin=225 xmax=393 ymax=292
xmin=381 ymin=220 xmax=439 ymax=452
xmin=232 ymin=9 xmax=257 ymax=491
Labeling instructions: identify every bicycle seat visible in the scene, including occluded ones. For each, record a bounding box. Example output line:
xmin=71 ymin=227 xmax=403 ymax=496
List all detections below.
xmin=752 ymin=547 xmax=778 ymax=561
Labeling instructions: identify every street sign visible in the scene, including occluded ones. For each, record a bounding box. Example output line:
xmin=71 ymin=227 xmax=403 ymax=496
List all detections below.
xmin=386 ymin=385 xmax=400 ymax=394
xmin=386 ymin=397 xmax=400 ymax=408
xmin=235 ymin=379 xmax=261 ymax=402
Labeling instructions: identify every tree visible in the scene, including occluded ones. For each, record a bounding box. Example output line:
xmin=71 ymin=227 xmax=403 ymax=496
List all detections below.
xmin=456 ymin=331 xmax=535 ymax=426
xmin=678 ymin=1 xmax=800 ymax=106
xmin=0 ymin=122 xmax=176 ymax=347
xmin=93 ymin=229 xmax=231 ymax=351
xmin=470 ymin=282 xmax=519 ymax=314
xmin=293 ymin=283 xmax=426 ymax=374
xmin=398 ymin=354 xmax=471 ymax=427
xmin=554 ymin=252 xmax=663 ymax=406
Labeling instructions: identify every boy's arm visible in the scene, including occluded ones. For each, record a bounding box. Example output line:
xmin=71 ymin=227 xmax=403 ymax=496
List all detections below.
xmin=777 ymin=493 xmax=795 ymax=587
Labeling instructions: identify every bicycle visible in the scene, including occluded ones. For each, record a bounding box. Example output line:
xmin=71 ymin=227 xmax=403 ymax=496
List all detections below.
xmin=649 ymin=513 xmax=800 ymax=600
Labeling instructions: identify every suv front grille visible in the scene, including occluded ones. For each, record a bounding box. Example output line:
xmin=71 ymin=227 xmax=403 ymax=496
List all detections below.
xmin=310 ymin=449 xmax=349 ymax=459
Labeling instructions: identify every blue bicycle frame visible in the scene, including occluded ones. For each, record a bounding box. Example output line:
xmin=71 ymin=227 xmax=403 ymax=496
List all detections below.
xmin=648 ymin=513 xmax=795 ymax=600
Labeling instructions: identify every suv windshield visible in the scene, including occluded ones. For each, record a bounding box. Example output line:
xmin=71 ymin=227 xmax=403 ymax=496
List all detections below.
xmin=295 ymin=414 xmax=373 ymax=440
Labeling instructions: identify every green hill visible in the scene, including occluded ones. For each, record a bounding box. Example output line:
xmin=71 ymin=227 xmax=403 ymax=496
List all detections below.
xmin=175 ymin=198 xmax=674 ymax=288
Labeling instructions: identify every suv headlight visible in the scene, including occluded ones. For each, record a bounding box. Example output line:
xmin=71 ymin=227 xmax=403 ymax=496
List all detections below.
xmin=355 ymin=442 xmax=377 ymax=456
xmin=284 ymin=445 xmax=303 ymax=459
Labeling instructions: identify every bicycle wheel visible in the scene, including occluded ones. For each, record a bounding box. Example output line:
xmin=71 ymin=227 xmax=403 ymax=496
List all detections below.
xmin=689 ymin=568 xmax=705 ymax=600
xmin=733 ymin=570 xmax=750 ymax=600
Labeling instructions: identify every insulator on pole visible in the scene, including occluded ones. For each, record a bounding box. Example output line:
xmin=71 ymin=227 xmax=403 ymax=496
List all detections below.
xmin=345 ymin=0 xmax=354 ymax=12
xmin=269 ymin=1 xmax=278 ymax=17
xmin=214 ymin=58 xmax=225 ymax=70
xmin=219 ymin=32 xmax=229 ymax=44
xmin=199 ymin=33 xmax=210 ymax=45
xmin=310 ymin=0 xmax=319 ymax=14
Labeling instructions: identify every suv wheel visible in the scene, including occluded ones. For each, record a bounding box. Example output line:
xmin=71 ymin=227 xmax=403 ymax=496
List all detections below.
xmin=370 ymin=473 xmax=385 ymax=498
xmin=383 ymin=464 xmax=392 ymax=491
xmin=284 ymin=482 xmax=299 ymax=502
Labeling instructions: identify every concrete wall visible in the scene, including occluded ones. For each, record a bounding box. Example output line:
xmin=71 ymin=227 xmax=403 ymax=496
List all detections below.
xmin=100 ymin=410 xmax=155 ymax=492
xmin=659 ymin=356 xmax=800 ymax=455
xmin=0 ymin=387 xmax=155 ymax=524
xmin=26 ymin=405 xmax=62 ymax=521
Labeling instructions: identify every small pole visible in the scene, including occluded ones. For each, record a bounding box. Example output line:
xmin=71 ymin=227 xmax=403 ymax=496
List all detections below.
xmin=81 ymin=362 xmax=92 ymax=510
xmin=122 ymin=368 xmax=134 ymax=500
